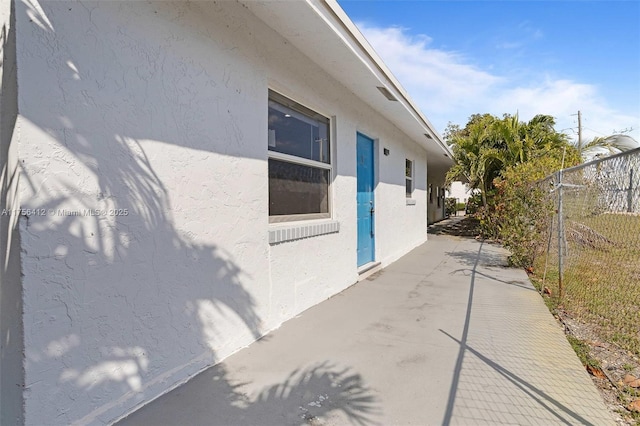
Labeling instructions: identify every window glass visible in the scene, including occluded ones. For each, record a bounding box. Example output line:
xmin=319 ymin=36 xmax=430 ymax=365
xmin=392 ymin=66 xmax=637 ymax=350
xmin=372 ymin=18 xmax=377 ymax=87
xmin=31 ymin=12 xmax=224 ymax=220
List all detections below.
xmin=268 ymin=91 xmax=331 ymax=221
xmin=405 ymin=159 xmax=413 ymax=197
xmin=269 ymin=159 xmax=329 ymax=216
xmin=268 ymin=100 xmax=330 ymax=164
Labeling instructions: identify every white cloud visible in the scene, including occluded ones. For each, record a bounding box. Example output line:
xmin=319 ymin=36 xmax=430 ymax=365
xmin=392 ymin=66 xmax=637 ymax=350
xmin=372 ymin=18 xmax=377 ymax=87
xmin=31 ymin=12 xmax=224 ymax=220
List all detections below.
xmin=358 ymin=23 xmax=640 ymax=143
xmin=358 ymin=24 xmax=501 ymax=112
xmin=490 ymin=79 xmax=640 ymax=143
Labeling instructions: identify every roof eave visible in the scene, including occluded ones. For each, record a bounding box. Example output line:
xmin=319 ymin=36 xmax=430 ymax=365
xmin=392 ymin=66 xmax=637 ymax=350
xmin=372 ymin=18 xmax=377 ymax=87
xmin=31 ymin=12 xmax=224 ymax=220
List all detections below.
xmin=241 ymin=0 xmax=454 ymax=168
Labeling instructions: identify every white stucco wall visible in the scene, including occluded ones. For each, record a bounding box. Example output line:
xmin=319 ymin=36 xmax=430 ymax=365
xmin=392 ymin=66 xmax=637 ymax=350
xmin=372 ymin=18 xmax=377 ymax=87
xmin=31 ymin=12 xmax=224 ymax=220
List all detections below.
xmin=15 ymin=1 xmax=433 ymax=424
xmin=1 ymin=0 xmax=25 ymax=424
xmin=427 ymin=170 xmax=447 ymax=224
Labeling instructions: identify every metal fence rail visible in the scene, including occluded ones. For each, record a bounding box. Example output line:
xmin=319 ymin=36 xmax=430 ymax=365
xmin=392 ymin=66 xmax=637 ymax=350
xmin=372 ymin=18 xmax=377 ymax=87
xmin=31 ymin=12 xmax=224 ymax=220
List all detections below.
xmin=537 ymin=147 xmax=640 ymax=355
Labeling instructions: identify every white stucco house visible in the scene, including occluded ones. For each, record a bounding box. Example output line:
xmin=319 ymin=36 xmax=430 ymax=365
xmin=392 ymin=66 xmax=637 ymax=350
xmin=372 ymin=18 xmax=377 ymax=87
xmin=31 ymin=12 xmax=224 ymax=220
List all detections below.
xmin=447 ymin=181 xmax=476 ymax=205
xmin=0 ymin=0 xmax=453 ymax=424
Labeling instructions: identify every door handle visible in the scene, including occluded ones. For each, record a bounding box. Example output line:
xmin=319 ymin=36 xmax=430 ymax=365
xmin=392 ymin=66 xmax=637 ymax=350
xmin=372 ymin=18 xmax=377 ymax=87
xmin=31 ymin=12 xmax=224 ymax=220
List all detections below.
xmin=370 ymin=205 xmax=375 ymax=236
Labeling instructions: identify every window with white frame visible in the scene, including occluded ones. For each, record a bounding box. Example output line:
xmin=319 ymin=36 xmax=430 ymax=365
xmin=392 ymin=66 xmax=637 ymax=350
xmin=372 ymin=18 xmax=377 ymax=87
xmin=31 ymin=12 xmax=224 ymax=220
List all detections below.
xmin=405 ymin=159 xmax=413 ymax=198
xmin=268 ymin=90 xmax=331 ymax=222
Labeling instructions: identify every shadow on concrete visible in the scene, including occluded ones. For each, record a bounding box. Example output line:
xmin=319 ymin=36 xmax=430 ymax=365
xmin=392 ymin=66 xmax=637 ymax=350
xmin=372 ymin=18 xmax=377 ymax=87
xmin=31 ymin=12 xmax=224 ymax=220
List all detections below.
xmin=450 ymin=266 xmax=536 ymax=292
xmin=445 ymin=246 xmax=508 ymax=269
xmin=441 ymin=240 xmax=482 ymax=426
xmin=250 ymin=362 xmax=378 ymax=426
xmin=427 ymin=216 xmax=480 ymax=237
xmin=440 ymin=330 xmax=595 ymax=426
xmin=118 ymin=361 xmax=378 ymax=426
xmin=446 ymin=241 xmax=536 ymax=292
xmin=440 ymin=239 xmax=595 ymax=426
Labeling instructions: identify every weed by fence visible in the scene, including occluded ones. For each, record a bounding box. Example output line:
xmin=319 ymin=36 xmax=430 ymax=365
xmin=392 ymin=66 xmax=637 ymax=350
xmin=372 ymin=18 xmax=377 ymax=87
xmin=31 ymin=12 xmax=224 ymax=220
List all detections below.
xmin=535 ymin=147 xmax=640 ymax=356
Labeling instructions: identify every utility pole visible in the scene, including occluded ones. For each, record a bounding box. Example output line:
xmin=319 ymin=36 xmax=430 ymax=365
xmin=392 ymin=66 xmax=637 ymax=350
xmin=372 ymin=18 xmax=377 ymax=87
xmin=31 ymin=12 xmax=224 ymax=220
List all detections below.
xmin=570 ymin=110 xmax=583 ymax=149
xmin=577 ymin=110 xmax=582 ymax=149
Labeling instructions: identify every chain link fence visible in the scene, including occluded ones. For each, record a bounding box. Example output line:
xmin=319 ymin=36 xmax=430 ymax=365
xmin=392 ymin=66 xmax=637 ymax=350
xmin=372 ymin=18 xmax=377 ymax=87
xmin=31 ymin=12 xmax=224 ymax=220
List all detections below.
xmin=536 ymin=147 xmax=640 ymax=355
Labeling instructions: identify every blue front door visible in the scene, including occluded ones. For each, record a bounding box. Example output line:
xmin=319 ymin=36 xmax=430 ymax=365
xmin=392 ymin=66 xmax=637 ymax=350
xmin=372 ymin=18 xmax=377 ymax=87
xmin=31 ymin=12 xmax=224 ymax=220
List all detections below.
xmin=357 ymin=133 xmax=375 ymax=267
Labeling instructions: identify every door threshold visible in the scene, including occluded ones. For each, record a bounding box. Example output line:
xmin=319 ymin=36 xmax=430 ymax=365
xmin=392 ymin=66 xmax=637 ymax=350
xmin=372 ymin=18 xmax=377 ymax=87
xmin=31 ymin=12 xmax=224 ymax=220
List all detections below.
xmin=357 ymin=261 xmax=381 ymax=281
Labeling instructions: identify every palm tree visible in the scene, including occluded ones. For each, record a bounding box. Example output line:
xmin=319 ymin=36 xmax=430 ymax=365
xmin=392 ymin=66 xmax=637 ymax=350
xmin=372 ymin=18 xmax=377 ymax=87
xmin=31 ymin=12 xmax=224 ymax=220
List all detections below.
xmin=446 ymin=115 xmax=502 ymax=207
xmin=446 ymin=113 xmax=573 ymax=208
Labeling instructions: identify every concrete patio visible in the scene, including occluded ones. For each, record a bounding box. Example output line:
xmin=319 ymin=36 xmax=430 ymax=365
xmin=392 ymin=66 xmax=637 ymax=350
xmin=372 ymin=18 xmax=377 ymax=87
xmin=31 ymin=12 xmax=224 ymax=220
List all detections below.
xmin=117 ymin=227 xmax=614 ymax=425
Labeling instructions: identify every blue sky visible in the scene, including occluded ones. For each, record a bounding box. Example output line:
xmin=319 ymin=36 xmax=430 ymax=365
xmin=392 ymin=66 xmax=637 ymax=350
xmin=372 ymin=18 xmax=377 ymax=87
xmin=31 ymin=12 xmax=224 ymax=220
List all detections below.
xmin=338 ymin=1 xmax=640 ymax=144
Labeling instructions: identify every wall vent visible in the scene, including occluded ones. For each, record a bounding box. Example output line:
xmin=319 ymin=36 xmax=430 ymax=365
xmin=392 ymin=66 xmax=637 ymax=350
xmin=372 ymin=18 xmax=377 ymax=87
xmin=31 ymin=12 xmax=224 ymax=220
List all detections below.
xmin=376 ymin=86 xmax=397 ymax=101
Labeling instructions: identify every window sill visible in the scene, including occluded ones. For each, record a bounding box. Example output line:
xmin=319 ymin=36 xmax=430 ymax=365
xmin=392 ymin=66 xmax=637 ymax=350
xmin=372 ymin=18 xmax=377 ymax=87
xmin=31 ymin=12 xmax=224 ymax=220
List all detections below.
xmin=269 ymin=220 xmax=340 ymax=245
xmin=406 ymin=199 xmax=416 ymax=206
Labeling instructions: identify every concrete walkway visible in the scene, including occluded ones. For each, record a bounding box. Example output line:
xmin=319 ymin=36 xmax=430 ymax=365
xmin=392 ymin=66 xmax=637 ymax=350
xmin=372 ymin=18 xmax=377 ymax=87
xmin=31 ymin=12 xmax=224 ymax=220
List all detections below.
xmin=118 ymin=232 xmax=614 ymax=425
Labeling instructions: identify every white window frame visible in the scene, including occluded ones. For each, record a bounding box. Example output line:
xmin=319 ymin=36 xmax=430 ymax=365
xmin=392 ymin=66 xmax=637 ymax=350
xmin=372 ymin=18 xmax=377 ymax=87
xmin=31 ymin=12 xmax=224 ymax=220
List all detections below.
xmin=405 ymin=159 xmax=414 ymax=198
xmin=268 ymin=91 xmax=332 ymax=223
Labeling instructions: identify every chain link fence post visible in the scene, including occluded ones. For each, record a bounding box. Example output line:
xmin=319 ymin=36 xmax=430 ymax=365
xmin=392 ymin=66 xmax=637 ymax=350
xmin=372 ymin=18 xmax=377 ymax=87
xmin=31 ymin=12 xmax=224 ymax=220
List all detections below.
xmin=556 ymin=169 xmax=564 ymax=299
xmin=628 ymin=168 xmax=634 ymax=213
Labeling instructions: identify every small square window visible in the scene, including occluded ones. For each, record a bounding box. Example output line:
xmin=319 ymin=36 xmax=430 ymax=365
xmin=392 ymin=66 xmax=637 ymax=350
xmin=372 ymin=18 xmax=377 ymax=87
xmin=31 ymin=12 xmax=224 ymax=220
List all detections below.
xmin=405 ymin=159 xmax=413 ymax=198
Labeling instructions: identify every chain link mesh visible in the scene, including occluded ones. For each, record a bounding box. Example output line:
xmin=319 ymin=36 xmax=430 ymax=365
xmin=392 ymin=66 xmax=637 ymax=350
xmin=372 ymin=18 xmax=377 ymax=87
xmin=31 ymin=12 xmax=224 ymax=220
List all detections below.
xmin=536 ymin=147 xmax=640 ymax=355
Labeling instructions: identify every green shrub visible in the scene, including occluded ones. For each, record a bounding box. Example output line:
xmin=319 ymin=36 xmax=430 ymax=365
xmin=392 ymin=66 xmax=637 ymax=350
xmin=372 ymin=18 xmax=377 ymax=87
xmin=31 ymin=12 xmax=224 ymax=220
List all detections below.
xmin=486 ymin=157 xmax=566 ymax=267
xmin=465 ymin=192 xmax=482 ymax=215
xmin=445 ymin=197 xmax=457 ymax=216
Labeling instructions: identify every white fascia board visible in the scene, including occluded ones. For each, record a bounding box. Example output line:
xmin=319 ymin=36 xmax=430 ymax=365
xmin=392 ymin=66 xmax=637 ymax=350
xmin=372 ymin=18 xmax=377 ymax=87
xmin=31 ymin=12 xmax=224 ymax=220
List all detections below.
xmin=319 ymin=0 xmax=453 ymax=159
xmin=241 ymin=0 xmax=454 ymax=164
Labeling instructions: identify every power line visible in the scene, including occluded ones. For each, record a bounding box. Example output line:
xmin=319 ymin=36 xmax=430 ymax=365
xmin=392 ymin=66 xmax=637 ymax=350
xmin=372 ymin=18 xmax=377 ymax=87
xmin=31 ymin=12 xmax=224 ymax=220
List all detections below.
xmin=569 ymin=111 xmax=636 ymax=141
xmin=584 ymin=127 xmax=606 ymax=136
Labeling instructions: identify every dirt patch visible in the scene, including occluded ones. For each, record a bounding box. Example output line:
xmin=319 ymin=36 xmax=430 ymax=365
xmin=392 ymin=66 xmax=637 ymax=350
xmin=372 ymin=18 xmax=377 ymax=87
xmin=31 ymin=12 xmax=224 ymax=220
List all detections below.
xmin=556 ymin=310 xmax=640 ymax=425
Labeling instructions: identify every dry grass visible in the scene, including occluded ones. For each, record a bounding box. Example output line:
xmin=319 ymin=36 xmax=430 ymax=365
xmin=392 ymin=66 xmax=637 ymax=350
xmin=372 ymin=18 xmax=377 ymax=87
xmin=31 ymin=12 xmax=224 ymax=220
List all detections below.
xmin=533 ymin=213 xmax=640 ymax=357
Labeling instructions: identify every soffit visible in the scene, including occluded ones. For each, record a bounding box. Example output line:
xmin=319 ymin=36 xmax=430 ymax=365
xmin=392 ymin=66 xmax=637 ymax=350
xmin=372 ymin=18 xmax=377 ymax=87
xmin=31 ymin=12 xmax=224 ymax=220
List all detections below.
xmin=241 ymin=0 xmax=454 ymax=169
